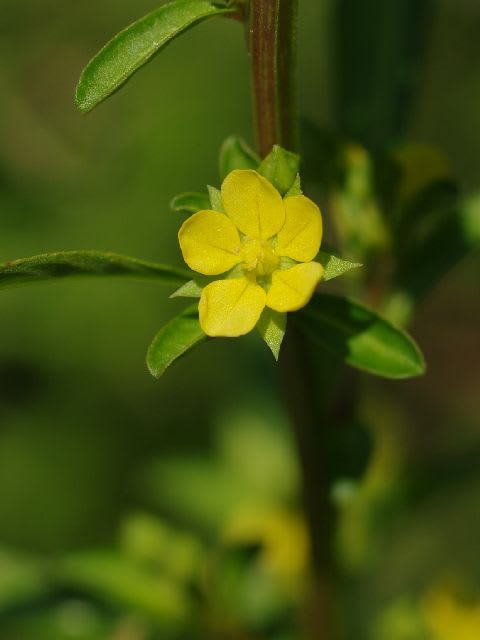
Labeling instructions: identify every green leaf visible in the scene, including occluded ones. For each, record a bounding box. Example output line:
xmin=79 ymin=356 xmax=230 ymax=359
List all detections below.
xmin=258 ymin=145 xmax=300 ymax=195
xmin=317 ymin=250 xmax=362 ymax=281
xmin=0 ymin=251 xmax=191 ymax=290
xmin=296 ymin=293 xmax=425 ymax=379
xmin=208 ymin=185 xmax=224 ymax=212
xmin=256 ymin=309 xmax=286 ymax=360
xmin=147 ymin=305 xmax=206 ymax=378
xmin=75 ymin=0 xmax=236 ymax=113
xmin=170 ymin=192 xmax=210 ymax=214
xmin=0 ymin=548 xmax=49 ymax=612
xmin=62 ymin=550 xmax=190 ymax=622
xmin=219 ymin=135 xmax=259 ymax=178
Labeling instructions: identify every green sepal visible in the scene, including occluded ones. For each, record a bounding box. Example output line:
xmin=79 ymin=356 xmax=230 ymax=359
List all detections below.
xmin=208 ymin=185 xmax=224 ymax=212
xmin=170 ymin=192 xmax=210 ymax=214
xmin=296 ymin=293 xmax=425 ymax=379
xmin=317 ymin=250 xmax=362 ymax=281
xmin=170 ymin=278 xmax=207 ymax=298
xmin=75 ymin=0 xmax=236 ymax=113
xmin=258 ymin=145 xmax=300 ymax=195
xmin=285 ymin=174 xmax=302 ymax=197
xmin=147 ymin=305 xmax=206 ymax=378
xmin=256 ymin=308 xmax=287 ymax=360
xmin=0 ymin=251 xmax=191 ymax=289
xmin=219 ymin=135 xmax=259 ymax=178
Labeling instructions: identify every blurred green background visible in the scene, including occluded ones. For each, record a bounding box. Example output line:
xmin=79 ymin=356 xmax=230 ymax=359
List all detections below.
xmin=0 ymin=1 xmax=479 ymax=638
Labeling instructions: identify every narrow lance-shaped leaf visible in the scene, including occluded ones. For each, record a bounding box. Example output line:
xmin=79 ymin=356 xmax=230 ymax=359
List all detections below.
xmin=76 ymin=0 xmax=236 ymax=113
xmin=147 ymin=305 xmax=206 ymax=378
xmin=0 ymin=251 xmax=191 ymax=289
xmin=295 ymin=293 xmax=425 ymax=379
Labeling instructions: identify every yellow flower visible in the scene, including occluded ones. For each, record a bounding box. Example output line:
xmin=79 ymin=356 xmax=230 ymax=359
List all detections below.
xmin=178 ymin=169 xmax=324 ymax=337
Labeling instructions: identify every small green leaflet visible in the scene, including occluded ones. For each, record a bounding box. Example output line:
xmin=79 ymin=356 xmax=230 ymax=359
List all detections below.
xmin=257 ymin=308 xmax=287 ymax=360
xmin=296 ymin=293 xmax=425 ymax=379
xmin=317 ymin=251 xmax=362 ymax=281
xmin=170 ymin=192 xmax=210 ymax=214
xmin=75 ymin=0 xmax=236 ymax=113
xmin=147 ymin=305 xmax=206 ymax=378
xmin=219 ymin=135 xmax=259 ymax=178
xmin=0 ymin=251 xmax=191 ymax=289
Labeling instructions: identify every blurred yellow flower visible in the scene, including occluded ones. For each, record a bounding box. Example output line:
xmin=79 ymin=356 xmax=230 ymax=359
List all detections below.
xmin=178 ymin=169 xmax=323 ymax=337
xmin=223 ymin=505 xmax=309 ymax=590
xmin=422 ymin=585 xmax=480 ymax=640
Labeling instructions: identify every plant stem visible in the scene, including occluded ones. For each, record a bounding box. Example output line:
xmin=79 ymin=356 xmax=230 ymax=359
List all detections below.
xmin=247 ymin=1 xmax=338 ymax=637
xmin=248 ymin=0 xmax=298 ymax=156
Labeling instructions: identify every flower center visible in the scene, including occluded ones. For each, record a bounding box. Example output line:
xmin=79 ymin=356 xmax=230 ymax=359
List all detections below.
xmin=240 ymin=238 xmax=279 ymax=276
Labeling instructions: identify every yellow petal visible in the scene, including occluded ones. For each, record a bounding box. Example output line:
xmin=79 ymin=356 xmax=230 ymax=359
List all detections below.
xmin=276 ymin=195 xmax=323 ymax=262
xmin=178 ymin=210 xmax=241 ymax=275
xmin=221 ymin=170 xmax=285 ymax=239
xmin=199 ymin=277 xmax=266 ymax=337
xmin=266 ymin=262 xmax=324 ymax=312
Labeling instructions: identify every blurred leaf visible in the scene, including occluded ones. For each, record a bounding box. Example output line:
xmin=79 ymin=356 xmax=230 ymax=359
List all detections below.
xmin=120 ymin=513 xmax=203 ymax=582
xmin=393 ymin=142 xmax=452 ymax=202
xmin=393 ymin=191 xmax=480 ymax=305
xmin=332 ymin=144 xmax=391 ymax=256
xmin=317 ymin=250 xmax=362 ymax=281
xmin=209 ymin=543 xmax=290 ymax=629
xmin=296 ymin=293 xmax=425 ymax=379
xmin=0 ymin=548 xmax=48 ymax=613
xmin=75 ymin=0 xmax=236 ymax=113
xmin=62 ymin=551 xmax=190 ymax=623
xmin=143 ymin=456 xmax=252 ymax=530
xmin=335 ymin=1 xmax=433 ymax=146
xmin=257 ymin=309 xmax=286 ymax=360
xmin=143 ymin=408 xmax=298 ymax=531
xmin=300 ymin=119 xmax=340 ymax=192
xmin=170 ymin=191 xmax=210 ymax=214
xmin=208 ymin=185 xmax=224 ymax=212
xmin=219 ymin=135 xmax=259 ymax=178
xmin=395 ymin=179 xmax=459 ymax=253
xmin=0 ymin=251 xmax=191 ymax=289
xmin=147 ymin=305 xmax=206 ymax=378
xmin=326 ymin=421 xmax=373 ymax=485
xmin=258 ymin=145 xmax=300 ymax=195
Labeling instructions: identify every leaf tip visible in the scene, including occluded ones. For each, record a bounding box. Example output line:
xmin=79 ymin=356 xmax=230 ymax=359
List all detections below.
xmin=74 ymin=83 xmax=93 ymax=114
